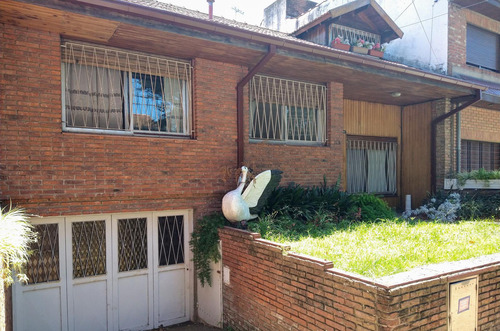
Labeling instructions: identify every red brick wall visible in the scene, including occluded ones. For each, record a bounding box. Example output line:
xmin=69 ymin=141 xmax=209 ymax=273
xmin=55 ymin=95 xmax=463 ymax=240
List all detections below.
xmin=0 ymin=23 xmax=347 ymax=217
xmin=220 ymin=227 xmax=500 ymax=330
xmin=478 ymin=268 xmax=500 ymax=330
xmin=0 ymin=24 xmax=242 ymax=218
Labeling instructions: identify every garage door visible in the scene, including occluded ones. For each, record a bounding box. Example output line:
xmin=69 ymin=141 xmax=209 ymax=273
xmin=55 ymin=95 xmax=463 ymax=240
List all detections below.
xmin=13 ymin=210 xmax=193 ymax=331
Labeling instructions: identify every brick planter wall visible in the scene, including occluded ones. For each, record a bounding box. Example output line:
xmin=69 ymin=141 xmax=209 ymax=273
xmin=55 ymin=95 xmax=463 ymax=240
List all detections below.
xmin=220 ymin=227 xmax=500 ymax=330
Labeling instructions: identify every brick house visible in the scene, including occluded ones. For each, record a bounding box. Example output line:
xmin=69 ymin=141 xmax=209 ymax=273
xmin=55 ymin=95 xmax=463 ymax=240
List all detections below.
xmin=371 ymin=0 xmax=500 ymax=191
xmin=0 ymin=0 xmax=488 ymax=330
xmin=264 ymin=0 xmax=500 ymax=199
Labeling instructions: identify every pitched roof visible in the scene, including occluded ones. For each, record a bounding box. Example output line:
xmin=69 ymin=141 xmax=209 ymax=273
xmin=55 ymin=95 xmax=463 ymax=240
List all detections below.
xmin=292 ymin=0 xmax=403 ymax=42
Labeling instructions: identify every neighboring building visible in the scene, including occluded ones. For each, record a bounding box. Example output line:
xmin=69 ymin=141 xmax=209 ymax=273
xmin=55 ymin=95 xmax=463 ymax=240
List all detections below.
xmin=379 ymin=0 xmax=500 ymax=190
xmin=264 ymin=0 xmax=500 ymax=196
xmin=0 ymin=0 xmax=487 ymax=330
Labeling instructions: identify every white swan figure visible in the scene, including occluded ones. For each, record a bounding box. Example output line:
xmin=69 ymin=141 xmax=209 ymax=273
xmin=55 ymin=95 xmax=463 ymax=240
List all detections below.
xmin=222 ymin=166 xmax=282 ymax=223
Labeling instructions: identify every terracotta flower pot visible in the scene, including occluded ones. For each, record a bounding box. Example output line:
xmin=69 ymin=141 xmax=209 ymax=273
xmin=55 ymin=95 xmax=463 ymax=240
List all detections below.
xmin=350 ymin=46 xmax=369 ymax=54
xmin=331 ymin=42 xmax=351 ymax=51
xmin=368 ymin=49 xmax=385 ymax=58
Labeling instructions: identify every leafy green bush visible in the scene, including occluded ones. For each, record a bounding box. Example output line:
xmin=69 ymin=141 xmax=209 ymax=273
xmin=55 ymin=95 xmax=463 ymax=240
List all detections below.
xmin=457 ymin=168 xmax=500 ymax=185
xmin=189 ymin=213 xmax=226 ymax=287
xmin=262 ymin=178 xmax=352 ymax=224
xmin=458 ymin=191 xmax=500 ymax=220
xmin=349 ymin=193 xmax=395 ymax=221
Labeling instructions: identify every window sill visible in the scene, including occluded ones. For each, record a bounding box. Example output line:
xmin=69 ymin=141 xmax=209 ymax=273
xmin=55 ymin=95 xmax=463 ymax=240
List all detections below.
xmin=249 ymin=139 xmax=326 ymax=147
xmin=63 ymin=127 xmax=192 ymax=139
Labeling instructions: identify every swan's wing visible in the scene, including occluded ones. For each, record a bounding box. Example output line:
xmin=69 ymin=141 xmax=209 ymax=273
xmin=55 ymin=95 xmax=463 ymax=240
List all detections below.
xmin=242 ymin=170 xmax=282 ymax=212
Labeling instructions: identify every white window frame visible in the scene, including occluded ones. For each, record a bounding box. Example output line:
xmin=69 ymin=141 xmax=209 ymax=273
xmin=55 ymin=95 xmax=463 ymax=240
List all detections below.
xmin=61 ymin=41 xmax=192 ymax=137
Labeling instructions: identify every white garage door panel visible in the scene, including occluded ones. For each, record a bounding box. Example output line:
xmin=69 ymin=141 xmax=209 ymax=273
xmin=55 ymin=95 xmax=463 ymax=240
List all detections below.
xmin=118 ymin=274 xmax=151 ymax=330
xmin=158 ymin=268 xmax=186 ymax=322
xmin=73 ymin=281 xmax=108 ymax=331
xmin=22 ymin=287 xmax=63 ymax=331
xmin=14 ymin=211 xmax=193 ymax=331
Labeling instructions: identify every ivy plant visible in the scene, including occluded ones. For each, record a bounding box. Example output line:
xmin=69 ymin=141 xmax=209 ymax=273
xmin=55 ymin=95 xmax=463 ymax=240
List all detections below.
xmin=189 ymin=213 xmax=226 ymax=287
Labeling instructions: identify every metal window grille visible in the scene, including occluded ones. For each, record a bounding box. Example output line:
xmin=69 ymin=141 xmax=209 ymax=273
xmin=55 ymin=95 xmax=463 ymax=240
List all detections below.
xmin=26 ymin=224 xmax=60 ymax=284
xmin=249 ymin=75 xmax=326 ymax=143
xmin=461 ymin=140 xmax=500 ymax=172
xmin=118 ymin=218 xmax=148 ymax=272
xmin=347 ymin=138 xmax=397 ymax=194
xmin=328 ymin=24 xmax=380 ymax=46
xmin=62 ymin=41 xmax=192 ymax=135
xmin=72 ymin=221 xmax=106 ymax=278
xmin=158 ymin=215 xmax=184 ymax=266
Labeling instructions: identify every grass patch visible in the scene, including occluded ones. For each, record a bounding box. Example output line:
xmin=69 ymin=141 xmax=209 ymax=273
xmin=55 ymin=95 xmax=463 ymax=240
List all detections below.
xmin=251 ymin=217 xmax=500 ymax=279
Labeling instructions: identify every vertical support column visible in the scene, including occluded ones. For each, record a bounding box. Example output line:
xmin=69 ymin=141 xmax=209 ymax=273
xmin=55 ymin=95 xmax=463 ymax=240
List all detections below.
xmin=327 ymin=81 xmax=345 ymax=189
xmin=432 ymin=98 xmax=455 ymax=190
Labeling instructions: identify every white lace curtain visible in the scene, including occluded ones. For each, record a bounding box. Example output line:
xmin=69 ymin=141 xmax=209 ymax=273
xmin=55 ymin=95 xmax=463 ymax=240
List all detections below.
xmin=65 ymin=63 xmax=124 ymax=130
xmin=347 ymin=139 xmax=397 ymax=194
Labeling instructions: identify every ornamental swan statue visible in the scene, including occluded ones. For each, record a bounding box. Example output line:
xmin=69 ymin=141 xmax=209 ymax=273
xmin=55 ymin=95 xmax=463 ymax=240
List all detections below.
xmin=222 ymin=166 xmax=282 ymax=223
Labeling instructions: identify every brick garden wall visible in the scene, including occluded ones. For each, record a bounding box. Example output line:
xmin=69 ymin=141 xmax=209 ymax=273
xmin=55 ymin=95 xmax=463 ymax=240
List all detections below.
xmin=220 ymin=227 xmax=500 ymax=330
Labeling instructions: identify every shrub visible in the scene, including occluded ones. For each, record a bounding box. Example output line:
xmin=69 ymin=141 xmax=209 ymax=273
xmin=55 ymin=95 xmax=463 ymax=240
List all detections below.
xmin=458 ymin=191 xmax=500 ymax=220
xmin=261 ymin=177 xmax=352 ymax=224
xmin=405 ymin=191 xmax=500 ymax=221
xmin=349 ymin=193 xmax=395 ymax=221
xmin=403 ymin=192 xmax=461 ymax=222
xmin=0 ymin=205 xmax=37 ymax=285
xmin=189 ymin=213 xmax=226 ymax=287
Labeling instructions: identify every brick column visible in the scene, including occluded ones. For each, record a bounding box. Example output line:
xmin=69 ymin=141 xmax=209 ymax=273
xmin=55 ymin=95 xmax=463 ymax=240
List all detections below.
xmin=432 ymin=98 xmax=457 ymax=190
xmin=327 ymin=81 xmax=345 ymax=189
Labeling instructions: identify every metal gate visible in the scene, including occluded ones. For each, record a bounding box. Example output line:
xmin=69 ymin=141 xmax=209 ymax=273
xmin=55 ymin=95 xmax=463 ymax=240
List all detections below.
xmin=13 ymin=210 xmax=192 ymax=331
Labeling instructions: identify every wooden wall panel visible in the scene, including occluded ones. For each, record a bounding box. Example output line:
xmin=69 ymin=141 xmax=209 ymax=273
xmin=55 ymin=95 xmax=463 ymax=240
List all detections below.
xmin=401 ymin=103 xmax=432 ymax=209
xmin=343 ymin=100 xmax=401 ymax=207
xmin=344 ymin=99 xmax=400 ymax=137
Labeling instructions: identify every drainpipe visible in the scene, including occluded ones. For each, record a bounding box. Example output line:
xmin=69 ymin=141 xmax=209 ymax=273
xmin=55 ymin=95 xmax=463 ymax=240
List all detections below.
xmin=456 ymin=111 xmax=461 ymax=173
xmin=236 ymin=45 xmax=276 ymax=167
xmin=430 ymin=90 xmax=480 ymax=193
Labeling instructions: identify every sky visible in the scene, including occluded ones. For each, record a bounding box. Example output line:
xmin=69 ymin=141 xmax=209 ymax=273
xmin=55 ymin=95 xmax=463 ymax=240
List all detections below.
xmin=157 ymin=0 xmax=279 ymax=25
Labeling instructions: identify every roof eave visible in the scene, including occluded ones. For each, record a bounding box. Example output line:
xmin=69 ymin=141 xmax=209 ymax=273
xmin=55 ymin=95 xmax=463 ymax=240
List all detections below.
xmin=63 ymin=0 xmax=485 ymax=93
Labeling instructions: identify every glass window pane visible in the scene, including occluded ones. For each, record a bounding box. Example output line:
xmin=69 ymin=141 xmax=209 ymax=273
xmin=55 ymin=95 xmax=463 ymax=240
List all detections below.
xmin=72 ymin=221 xmax=106 ymax=278
xmin=65 ymin=63 xmax=124 ymax=130
xmin=158 ymin=215 xmax=184 ymax=266
xmin=118 ymin=218 xmax=147 ymax=272
xmin=347 ymin=138 xmax=397 ymax=194
xmin=62 ymin=42 xmax=191 ymax=134
xmin=250 ymin=75 xmax=326 ymax=143
xmin=26 ymin=224 xmax=60 ymax=284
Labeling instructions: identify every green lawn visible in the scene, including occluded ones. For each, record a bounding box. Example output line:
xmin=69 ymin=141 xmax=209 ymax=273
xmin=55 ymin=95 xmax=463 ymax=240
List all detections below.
xmin=257 ymin=219 xmax=500 ymax=278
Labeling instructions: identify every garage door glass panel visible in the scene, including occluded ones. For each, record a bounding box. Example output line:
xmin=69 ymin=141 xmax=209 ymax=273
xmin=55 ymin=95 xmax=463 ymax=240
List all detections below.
xmin=158 ymin=215 xmax=184 ymax=266
xmin=72 ymin=220 xmax=106 ymax=278
xmin=118 ymin=217 xmax=148 ymax=272
xmin=26 ymin=223 xmax=60 ymax=284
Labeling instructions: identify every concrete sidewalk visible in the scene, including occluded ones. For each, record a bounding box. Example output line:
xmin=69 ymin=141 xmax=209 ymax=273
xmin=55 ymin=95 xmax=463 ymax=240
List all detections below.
xmin=154 ymin=322 xmax=221 ymax=331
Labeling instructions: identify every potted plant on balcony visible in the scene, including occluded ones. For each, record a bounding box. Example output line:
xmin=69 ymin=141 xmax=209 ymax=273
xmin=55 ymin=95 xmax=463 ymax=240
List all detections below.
xmin=350 ymin=39 xmax=369 ymax=54
xmin=368 ymin=42 xmax=386 ymax=58
xmin=444 ymin=168 xmax=500 ymax=190
xmin=331 ymin=36 xmax=350 ymax=51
